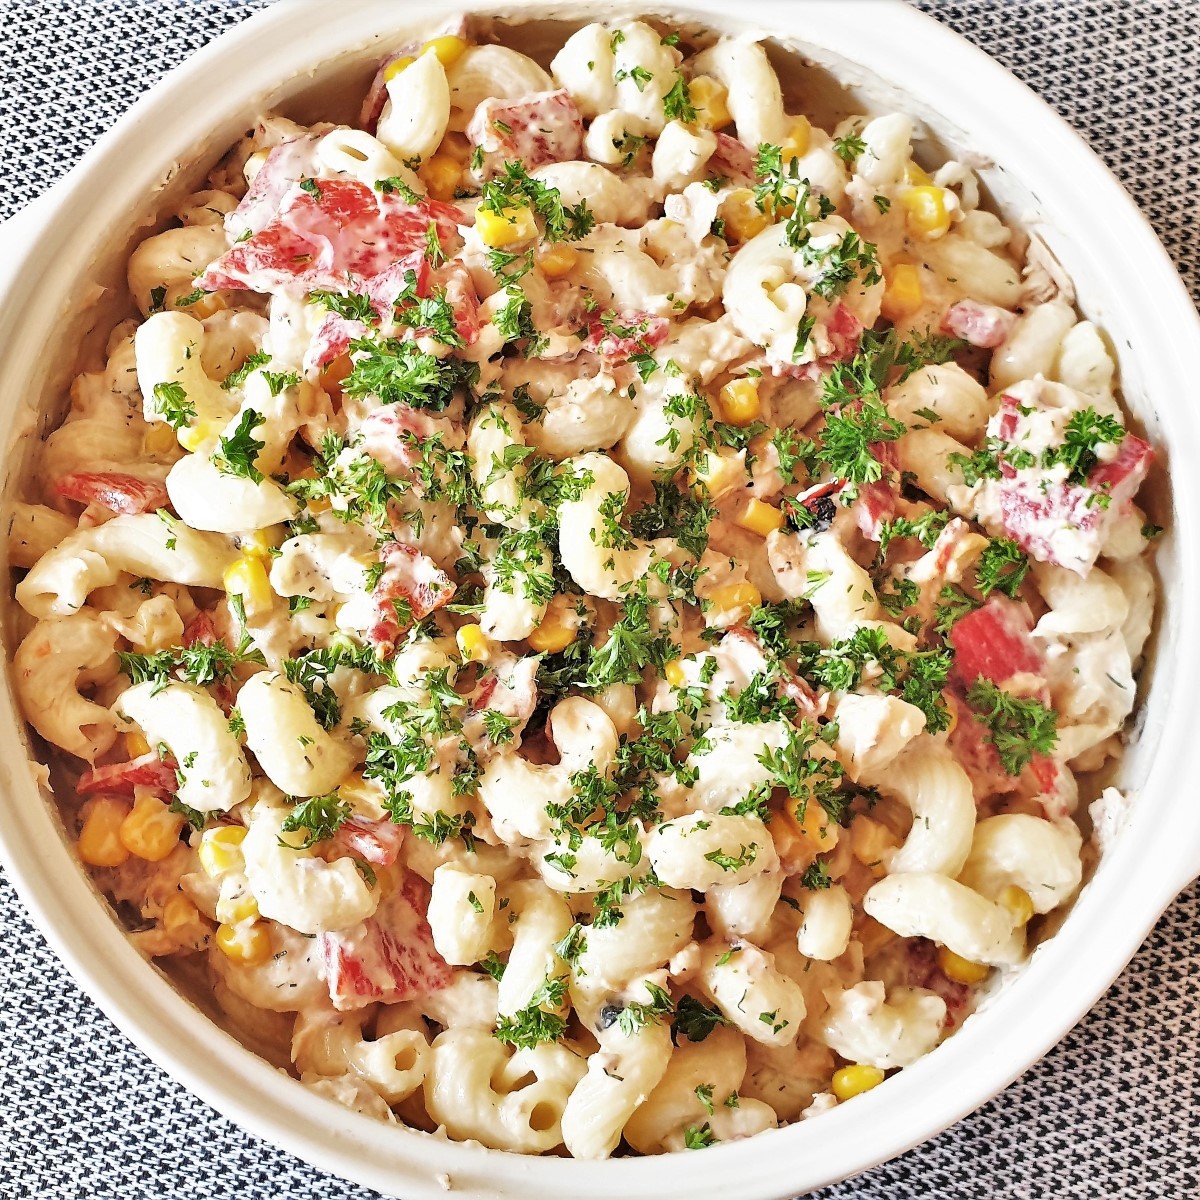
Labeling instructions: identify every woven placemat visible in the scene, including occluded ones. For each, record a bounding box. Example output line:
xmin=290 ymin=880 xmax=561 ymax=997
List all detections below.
xmin=1 ymin=2 xmax=1198 ymax=1197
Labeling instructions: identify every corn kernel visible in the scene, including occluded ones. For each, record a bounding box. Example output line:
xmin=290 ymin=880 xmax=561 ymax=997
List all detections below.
xmin=687 ymin=75 xmax=732 ymax=130
xmin=120 ymin=793 xmax=186 ymax=863
xmin=938 ymin=945 xmax=991 ymax=984
xmin=720 ymin=189 xmax=770 ymax=244
xmin=690 ymin=447 xmax=747 ymax=498
xmin=223 ymin=555 xmax=274 ymax=619
xmin=900 ymin=185 xmax=952 ymax=239
xmin=717 ymin=378 xmax=761 ymax=426
xmin=438 ymin=131 xmax=473 ymax=164
xmin=216 ymin=887 xmax=260 ymax=926
xmin=143 ymin=423 xmax=179 ymax=456
xmin=215 ymin=921 xmax=272 ymax=965
xmin=421 ymin=35 xmax=469 ymax=66
xmin=794 ymin=801 xmax=839 ymax=852
xmin=243 ymin=147 xmax=270 ymax=186
xmin=124 ymin=731 xmax=152 ymax=759
xmin=881 ymin=263 xmax=924 ymax=322
xmin=850 ymin=815 xmax=897 ymax=871
xmin=77 ymin=796 xmax=132 ymax=868
xmin=185 ymin=291 xmax=226 ymax=320
xmin=664 ymin=659 xmax=687 ymax=687
xmin=528 ymin=603 xmax=577 ymax=654
xmin=178 ymin=418 xmax=222 ymax=453
xmin=383 ymin=55 xmax=415 ymax=82
xmin=781 ymin=117 xmax=812 ymax=162
xmin=237 ymin=528 xmax=277 ymax=559
xmin=162 ymin=894 xmax=200 ymax=934
xmin=736 ymin=498 xmax=786 ymax=538
xmin=832 ymin=1064 xmax=885 ymax=1101
xmin=421 ymin=153 xmax=462 ymax=202
xmin=476 ymin=204 xmax=537 ymax=249
xmin=997 ymin=884 xmax=1034 ymax=927
xmin=457 ymin=623 xmax=490 ymax=663
xmin=198 ymin=825 xmax=248 ymax=878
xmin=707 ymin=581 xmax=761 ymax=616
xmin=903 ymin=162 xmax=933 ymax=187
xmin=537 ymin=243 xmax=579 ymax=280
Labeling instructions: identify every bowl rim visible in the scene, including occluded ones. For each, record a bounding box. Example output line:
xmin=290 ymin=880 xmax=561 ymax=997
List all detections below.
xmin=2 ymin=1 xmax=1199 ymax=1196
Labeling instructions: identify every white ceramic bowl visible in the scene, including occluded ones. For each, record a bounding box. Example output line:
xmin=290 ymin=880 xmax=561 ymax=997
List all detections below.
xmin=1 ymin=2 xmax=1198 ymax=1196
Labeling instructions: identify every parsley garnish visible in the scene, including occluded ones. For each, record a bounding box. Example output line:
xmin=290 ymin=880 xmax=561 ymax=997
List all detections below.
xmin=221 ymin=350 xmax=271 ymax=391
xmin=672 ymin=995 xmax=730 ymax=1043
xmin=151 ymin=382 xmax=196 ymax=431
xmin=662 ymin=72 xmax=696 ymax=122
xmin=974 ymin=536 xmax=1029 ymax=599
xmin=478 ymin=161 xmax=594 ymax=242
xmin=278 ymin=793 xmax=351 ymax=850
xmin=212 ymin=409 xmax=266 ymax=483
xmin=966 ymin=678 xmax=1058 ymax=775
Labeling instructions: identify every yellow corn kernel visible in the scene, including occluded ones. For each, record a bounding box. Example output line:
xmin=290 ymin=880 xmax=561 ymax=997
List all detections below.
xmin=900 ymin=185 xmax=951 ymax=239
xmin=143 ymin=422 xmax=179 ymax=456
xmin=243 ymin=147 xmax=271 ymax=186
xmin=421 ymin=35 xmax=469 ymax=66
xmin=457 ymin=623 xmax=490 ymax=663
xmin=215 ymin=921 xmax=272 ymax=965
xmin=687 ymin=75 xmax=732 ymax=130
xmin=223 ymin=554 xmax=274 ymax=619
xmin=721 ymin=189 xmax=770 ymax=244
xmin=736 ymin=498 xmax=786 ymax=538
xmin=178 ymin=418 xmax=222 ymax=453
xmin=781 ymin=116 xmax=812 ymax=162
xmin=832 ymin=1064 xmax=885 ymax=1101
xmin=850 ymin=815 xmax=897 ymax=873
xmin=383 ymin=55 xmax=415 ymax=82
xmin=717 ymin=378 xmax=761 ymax=426
xmin=528 ymin=604 xmax=577 ymax=655
xmin=124 ymin=730 xmax=152 ymax=759
xmin=938 ymin=945 xmax=991 ymax=985
xmin=881 ymin=263 xmax=924 ymax=322
xmin=707 ymin=581 xmax=761 ymax=616
xmin=185 ymin=291 xmax=226 ymax=320
xmin=537 ymin=243 xmax=579 ymax=280
xmin=120 ymin=794 xmax=186 ymax=863
xmin=689 ymin=447 xmax=747 ymax=498
xmin=162 ymin=894 xmax=200 ymax=934
xmin=216 ymin=888 xmax=260 ymax=926
xmin=664 ymin=659 xmax=687 ymax=687
xmin=943 ymin=698 xmax=959 ymax=735
xmin=476 ymin=204 xmax=537 ymax=249
xmin=77 ymin=797 xmax=132 ymax=868
xmin=237 ymin=528 xmax=277 ymax=559
xmin=198 ymin=825 xmax=248 ymax=878
xmin=997 ymin=884 xmax=1034 ymax=927
xmin=421 ymin=153 xmax=462 ymax=202
xmin=794 ymin=801 xmax=840 ymax=852
xmin=904 ymin=162 xmax=933 ymax=187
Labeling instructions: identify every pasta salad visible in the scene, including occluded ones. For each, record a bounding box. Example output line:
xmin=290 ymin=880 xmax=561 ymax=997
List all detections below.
xmin=8 ymin=14 xmax=1158 ymax=1159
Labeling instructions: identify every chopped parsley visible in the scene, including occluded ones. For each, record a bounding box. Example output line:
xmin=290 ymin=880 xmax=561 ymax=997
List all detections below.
xmin=278 ymin=793 xmax=351 ymax=850
xmin=966 ymin=678 xmax=1058 ymax=775
xmin=211 ymin=408 xmax=266 ymax=483
xmin=151 ymin=382 xmax=196 ymax=430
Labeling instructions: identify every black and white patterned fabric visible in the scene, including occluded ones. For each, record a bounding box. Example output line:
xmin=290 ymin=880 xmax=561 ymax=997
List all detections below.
xmin=1 ymin=2 xmax=1198 ymax=1197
